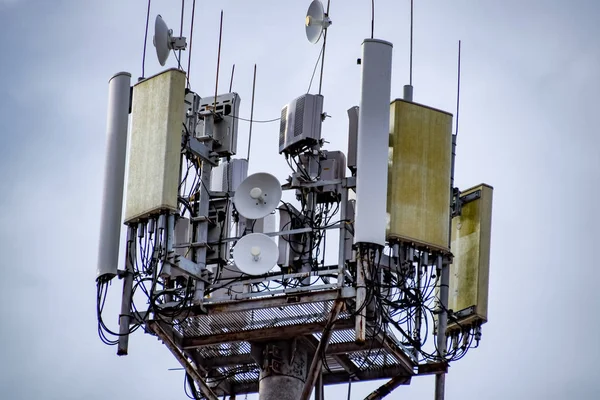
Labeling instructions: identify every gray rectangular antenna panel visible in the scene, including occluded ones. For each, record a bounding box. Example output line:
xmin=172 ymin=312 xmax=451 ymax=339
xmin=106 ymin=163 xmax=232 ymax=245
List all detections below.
xmin=124 ymin=69 xmax=186 ymax=223
xmin=347 ymin=106 xmax=359 ymax=173
xmin=210 ymin=159 xmax=249 ymax=193
xmin=197 ymin=93 xmax=241 ymax=156
xmin=279 ymin=94 xmax=324 ymax=154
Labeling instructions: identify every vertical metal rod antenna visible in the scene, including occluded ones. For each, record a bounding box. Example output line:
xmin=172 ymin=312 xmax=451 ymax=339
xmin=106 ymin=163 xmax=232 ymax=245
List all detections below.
xmin=371 ymin=0 xmax=375 ymax=38
xmin=214 ymin=10 xmax=224 ymax=109
xmin=409 ymin=0 xmax=413 ymax=86
xmin=247 ymin=64 xmax=257 ymax=162
xmin=187 ymin=0 xmax=197 ymax=87
xmin=178 ymin=0 xmax=185 ymax=69
xmin=318 ymin=0 xmax=331 ymax=95
xmin=403 ymin=0 xmax=414 ymax=101
xmin=455 ymin=40 xmax=461 ymax=137
xmin=229 ymin=64 xmax=235 ymax=92
xmin=141 ymin=0 xmax=152 ymax=78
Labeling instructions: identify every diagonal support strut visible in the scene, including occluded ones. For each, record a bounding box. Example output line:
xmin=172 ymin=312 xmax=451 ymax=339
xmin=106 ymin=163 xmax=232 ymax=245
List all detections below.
xmin=150 ymin=321 xmax=219 ymax=400
xmin=300 ymin=299 xmax=345 ymax=400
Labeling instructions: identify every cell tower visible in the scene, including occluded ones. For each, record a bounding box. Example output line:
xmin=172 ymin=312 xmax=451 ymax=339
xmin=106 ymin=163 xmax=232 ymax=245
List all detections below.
xmin=96 ymin=3 xmax=493 ymax=400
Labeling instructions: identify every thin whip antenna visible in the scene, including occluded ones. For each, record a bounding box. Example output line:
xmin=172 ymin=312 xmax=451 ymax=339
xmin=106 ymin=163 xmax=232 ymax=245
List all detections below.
xmin=229 ymin=64 xmax=235 ymax=92
xmin=214 ymin=10 xmax=224 ymax=109
xmin=178 ymin=0 xmax=185 ymax=69
xmin=409 ymin=0 xmax=413 ymax=85
xmin=371 ymin=0 xmax=375 ymax=38
xmin=455 ymin=40 xmax=461 ymax=137
xmin=403 ymin=0 xmax=414 ymax=101
xmin=318 ymin=0 xmax=331 ymax=95
xmin=141 ymin=0 xmax=152 ymax=78
xmin=186 ymin=0 xmax=197 ymax=88
xmin=247 ymin=64 xmax=257 ymax=163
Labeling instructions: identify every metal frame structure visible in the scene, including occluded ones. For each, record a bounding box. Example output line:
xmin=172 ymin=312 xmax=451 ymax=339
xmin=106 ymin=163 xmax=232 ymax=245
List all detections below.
xmin=96 ymin=6 xmax=491 ymax=400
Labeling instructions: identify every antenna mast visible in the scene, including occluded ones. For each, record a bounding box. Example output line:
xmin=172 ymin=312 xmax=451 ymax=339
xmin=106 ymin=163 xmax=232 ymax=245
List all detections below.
xmin=403 ymin=0 xmax=414 ymax=101
xmin=214 ymin=10 xmax=223 ymax=109
xmin=247 ymin=64 xmax=256 ymax=162
xmin=317 ymin=0 xmax=331 ymax=95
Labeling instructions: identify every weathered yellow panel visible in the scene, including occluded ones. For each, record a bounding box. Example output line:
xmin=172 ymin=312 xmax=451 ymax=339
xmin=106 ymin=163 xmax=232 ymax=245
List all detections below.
xmin=386 ymin=99 xmax=453 ymax=251
xmin=447 ymin=184 xmax=493 ymax=331
xmin=124 ymin=69 xmax=186 ymax=223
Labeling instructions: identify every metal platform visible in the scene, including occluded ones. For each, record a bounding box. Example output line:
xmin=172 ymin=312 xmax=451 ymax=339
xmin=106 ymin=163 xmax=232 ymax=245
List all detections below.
xmin=147 ymin=289 xmax=445 ymax=398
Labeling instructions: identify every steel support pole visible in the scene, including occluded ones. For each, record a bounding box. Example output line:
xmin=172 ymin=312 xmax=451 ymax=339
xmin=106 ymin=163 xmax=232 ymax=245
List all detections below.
xmin=117 ymin=226 xmax=136 ymax=355
xmin=337 ymin=182 xmax=348 ymax=286
xmin=434 ymin=122 xmax=457 ymax=399
xmin=435 ymin=254 xmax=449 ymax=400
xmin=193 ymin=115 xmax=214 ymax=302
xmin=315 ymin=373 xmax=324 ymax=400
xmin=300 ymin=148 xmax=319 ymax=286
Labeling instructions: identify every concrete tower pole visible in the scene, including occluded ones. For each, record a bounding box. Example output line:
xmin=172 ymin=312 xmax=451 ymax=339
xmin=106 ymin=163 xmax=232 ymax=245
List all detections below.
xmin=254 ymin=339 xmax=308 ymax=400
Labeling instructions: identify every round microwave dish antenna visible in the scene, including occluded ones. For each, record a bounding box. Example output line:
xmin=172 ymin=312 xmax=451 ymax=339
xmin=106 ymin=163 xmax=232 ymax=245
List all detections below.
xmin=305 ymin=0 xmax=332 ymax=44
xmin=154 ymin=15 xmax=173 ymax=66
xmin=233 ymin=173 xmax=282 ymax=220
xmin=233 ymin=233 xmax=278 ymax=275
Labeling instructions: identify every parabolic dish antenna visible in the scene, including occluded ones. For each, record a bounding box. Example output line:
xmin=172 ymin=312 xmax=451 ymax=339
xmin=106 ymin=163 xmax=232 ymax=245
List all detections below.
xmin=153 ymin=15 xmax=188 ymax=66
xmin=233 ymin=233 xmax=278 ymax=275
xmin=233 ymin=173 xmax=282 ymax=220
xmin=305 ymin=0 xmax=332 ymax=44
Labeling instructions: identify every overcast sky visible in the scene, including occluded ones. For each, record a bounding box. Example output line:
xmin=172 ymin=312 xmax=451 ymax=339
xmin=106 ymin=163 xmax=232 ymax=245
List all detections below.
xmin=1 ymin=0 xmax=599 ymax=399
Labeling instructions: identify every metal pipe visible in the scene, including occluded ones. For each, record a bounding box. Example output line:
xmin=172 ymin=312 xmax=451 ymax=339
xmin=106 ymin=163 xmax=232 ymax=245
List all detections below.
xmin=301 ymin=300 xmax=343 ymax=399
xmin=117 ymin=226 xmax=136 ymax=355
xmin=337 ymin=182 xmax=348 ymax=286
xmin=435 ymin=40 xmax=461 ymax=400
xmin=435 ymin=254 xmax=449 ymax=400
xmin=318 ymin=0 xmax=331 ymax=95
xmin=365 ymin=375 xmax=411 ymax=400
xmin=246 ymin=64 xmax=256 ymax=162
xmin=193 ymin=116 xmax=214 ymax=301
xmin=97 ymin=72 xmax=131 ymax=280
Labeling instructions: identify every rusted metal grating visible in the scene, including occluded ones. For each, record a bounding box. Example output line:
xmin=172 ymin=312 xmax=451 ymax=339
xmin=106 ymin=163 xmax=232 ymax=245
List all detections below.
xmin=318 ymin=328 xmax=357 ymax=344
xmin=195 ymin=341 xmax=251 ymax=359
xmin=174 ymin=300 xmax=351 ymax=338
xmin=214 ymin=365 xmax=260 ymax=384
xmin=348 ymin=348 xmax=399 ymax=370
xmin=321 ymin=355 xmax=348 ymax=373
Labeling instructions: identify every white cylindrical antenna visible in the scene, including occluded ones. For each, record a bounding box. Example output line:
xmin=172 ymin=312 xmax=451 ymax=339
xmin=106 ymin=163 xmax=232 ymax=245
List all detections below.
xmin=97 ymin=72 xmax=131 ymax=280
xmin=354 ymin=39 xmax=393 ymax=246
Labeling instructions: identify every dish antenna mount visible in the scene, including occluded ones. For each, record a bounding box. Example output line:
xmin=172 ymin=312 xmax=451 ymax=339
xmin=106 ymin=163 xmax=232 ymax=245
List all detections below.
xmin=305 ymin=0 xmax=332 ymax=44
xmin=153 ymin=15 xmax=188 ymax=66
xmin=233 ymin=233 xmax=278 ymax=275
xmin=233 ymin=173 xmax=282 ymax=220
